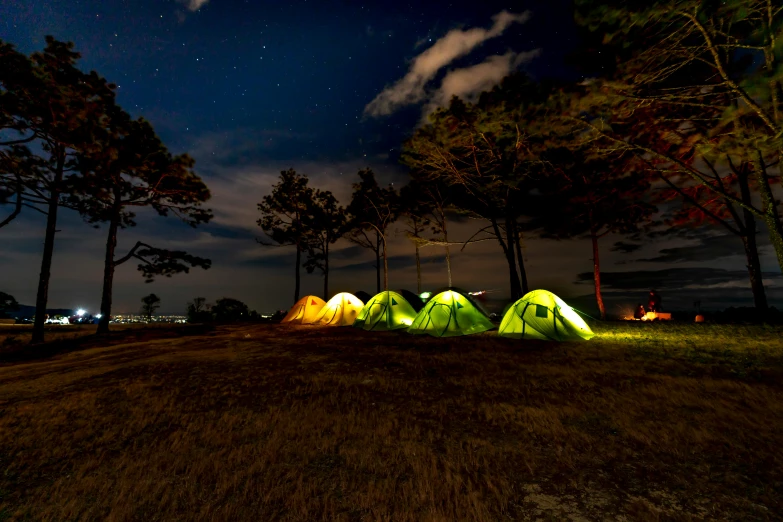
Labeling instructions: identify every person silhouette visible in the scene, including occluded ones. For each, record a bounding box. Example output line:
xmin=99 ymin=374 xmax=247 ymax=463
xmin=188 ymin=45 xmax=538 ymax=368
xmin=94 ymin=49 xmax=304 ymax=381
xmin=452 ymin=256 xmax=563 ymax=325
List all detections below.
xmin=633 ymin=303 xmax=646 ymax=320
xmin=648 ymin=290 xmax=662 ymax=313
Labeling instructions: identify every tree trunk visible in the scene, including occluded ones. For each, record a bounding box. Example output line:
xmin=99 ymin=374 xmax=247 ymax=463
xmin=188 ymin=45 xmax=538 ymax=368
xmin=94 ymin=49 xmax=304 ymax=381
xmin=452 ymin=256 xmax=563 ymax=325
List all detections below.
xmin=491 ymin=217 xmax=521 ymax=301
xmin=736 ymin=168 xmax=768 ymax=310
xmin=505 ymin=216 xmax=523 ymax=300
xmin=375 ymin=231 xmax=381 ymax=294
xmin=753 ymin=150 xmax=783 ymax=273
xmin=591 ymin=229 xmax=606 ymax=320
xmin=382 ymin=235 xmax=389 ymax=291
xmin=506 ymin=246 xmax=522 ymax=301
xmin=740 ymin=232 xmax=768 ymax=311
xmin=512 ymin=220 xmax=529 ymax=294
xmin=97 ymin=192 xmax=122 ymax=335
xmin=442 ymin=214 xmax=452 ymax=287
xmin=294 ymin=244 xmax=301 ymax=303
xmin=415 ymin=242 xmax=421 ymax=294
xmin=31 ymin=149 xmax=64 ymax=344
xmin=324 ymin=241 xmax=329 ymax=300
xmin=761 ymin=208 xmax=783 ymax=275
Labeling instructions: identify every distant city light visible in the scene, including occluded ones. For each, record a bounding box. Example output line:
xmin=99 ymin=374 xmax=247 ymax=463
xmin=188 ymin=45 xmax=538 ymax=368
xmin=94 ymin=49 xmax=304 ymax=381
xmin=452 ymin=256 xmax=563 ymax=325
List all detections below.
xmin=95 ymin=314 xmax=102 ymax=319
xmin=76 ymin=309 xmax=86 ymax=316
xmin=419 ymin=292 xmax=432 ymax=300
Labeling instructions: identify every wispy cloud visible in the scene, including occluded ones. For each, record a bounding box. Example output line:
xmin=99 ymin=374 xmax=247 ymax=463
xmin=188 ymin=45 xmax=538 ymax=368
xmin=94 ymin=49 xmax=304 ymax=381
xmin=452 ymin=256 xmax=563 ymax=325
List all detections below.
xmin=178 ymin=0 xmax=210 ymax=12
xmin=364 ymin=10 xmax=530 ymax=117
xmin=638 ymin=233 xmax=766 ymax=264
xmin=424 ymin=50 xmax=540 ymax=114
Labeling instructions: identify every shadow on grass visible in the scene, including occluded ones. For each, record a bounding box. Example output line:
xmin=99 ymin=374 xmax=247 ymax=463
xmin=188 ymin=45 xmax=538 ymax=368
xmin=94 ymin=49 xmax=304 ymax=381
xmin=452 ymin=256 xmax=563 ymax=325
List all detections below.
xmin=0 ymin=324 xmax=216 ymax=364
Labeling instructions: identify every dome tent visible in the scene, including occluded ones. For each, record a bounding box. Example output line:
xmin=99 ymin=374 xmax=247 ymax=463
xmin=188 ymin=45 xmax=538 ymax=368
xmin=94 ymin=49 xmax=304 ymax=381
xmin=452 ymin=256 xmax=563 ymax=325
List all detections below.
xmin=407 ymin=289 xmax=495 ymax=337
xmin=498 ymin=289 xmax=594 ymax=341
xmin=311 ymin=292 xmax=365 ymax=326
xmin=353 ymin=291 xmax=418 ymax=331
xmin=396 ymin=289 xmax=425 ymax=312
xmin=281 ymin=295 xmax=326 ymax=324
xmin=430 ymin=286 xmax=493 ymax=318
xmin=354 ymin=290 xmax=373 ymax=304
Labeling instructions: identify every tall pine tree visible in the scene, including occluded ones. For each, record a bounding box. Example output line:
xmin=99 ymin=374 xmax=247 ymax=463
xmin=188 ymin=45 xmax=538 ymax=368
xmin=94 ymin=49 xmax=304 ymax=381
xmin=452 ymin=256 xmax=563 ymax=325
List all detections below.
xmin=257 ymin=169 xmax=315 ymax=303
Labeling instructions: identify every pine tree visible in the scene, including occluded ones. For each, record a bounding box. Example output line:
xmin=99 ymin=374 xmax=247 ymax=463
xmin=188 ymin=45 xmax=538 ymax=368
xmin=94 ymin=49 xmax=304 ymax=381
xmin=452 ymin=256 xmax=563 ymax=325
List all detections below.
xmin=74 ymin=115 xmax=212 ymax=334
xmin=0 ymin=37 xmax=117 ymax=343
xmin=345 ymin=169 xmax=398 ymax=293
xmin=401 ymin=77 xmax=548 ymax=299
xmin=257 ymin=169 xmax=315 ymax=303
xmin=398 ymin=181 xmax=432 ymax=294
xmin=140 ymin=293 xmax=161 ymax=322
xmin=303 ymin=189 xmax=346 ymax=299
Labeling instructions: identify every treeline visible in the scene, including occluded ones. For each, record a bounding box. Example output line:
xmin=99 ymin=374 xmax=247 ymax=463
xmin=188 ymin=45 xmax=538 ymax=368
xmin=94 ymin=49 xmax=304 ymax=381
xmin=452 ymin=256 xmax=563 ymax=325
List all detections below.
xmin=185 ymin=296 xmax=283 ymax=324
xmin=260 ymin=0 xmax=783 ymax=318
xmin=0 ymin=38 xmax=212 ymax=342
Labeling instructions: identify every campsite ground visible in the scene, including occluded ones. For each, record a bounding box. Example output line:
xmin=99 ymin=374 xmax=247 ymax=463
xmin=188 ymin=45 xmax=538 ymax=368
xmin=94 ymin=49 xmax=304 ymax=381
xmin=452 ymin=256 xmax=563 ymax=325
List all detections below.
xmin=1 ymin=322 xmax=782 ymax=521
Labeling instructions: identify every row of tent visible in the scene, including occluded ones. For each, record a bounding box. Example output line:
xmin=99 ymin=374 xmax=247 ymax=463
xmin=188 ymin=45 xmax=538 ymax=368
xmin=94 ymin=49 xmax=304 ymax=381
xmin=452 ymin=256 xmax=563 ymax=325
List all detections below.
xmin=282 ymin=288 xmax=594 ymax=341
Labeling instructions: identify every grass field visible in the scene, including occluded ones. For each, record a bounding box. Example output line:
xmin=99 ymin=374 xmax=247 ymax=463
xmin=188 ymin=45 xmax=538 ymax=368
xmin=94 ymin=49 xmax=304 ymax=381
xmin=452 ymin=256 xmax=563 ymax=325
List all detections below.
xmin=1 ymin=322 xmax=782 ymax=521
xmin=0 ymin=323 xmax=183 ymax=350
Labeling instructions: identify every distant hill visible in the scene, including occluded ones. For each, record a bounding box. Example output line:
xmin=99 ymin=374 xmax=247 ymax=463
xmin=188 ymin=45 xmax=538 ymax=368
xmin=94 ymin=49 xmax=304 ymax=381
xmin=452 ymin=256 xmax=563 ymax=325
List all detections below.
xmin=8 ymin=305 xmax=75 ymax=320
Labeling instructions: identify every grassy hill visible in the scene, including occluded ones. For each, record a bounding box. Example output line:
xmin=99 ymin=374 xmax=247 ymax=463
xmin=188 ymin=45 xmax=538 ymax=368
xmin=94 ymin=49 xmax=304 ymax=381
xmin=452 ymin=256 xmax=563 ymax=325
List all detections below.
xmin=1 ymin=322 xmax=782 ymax=520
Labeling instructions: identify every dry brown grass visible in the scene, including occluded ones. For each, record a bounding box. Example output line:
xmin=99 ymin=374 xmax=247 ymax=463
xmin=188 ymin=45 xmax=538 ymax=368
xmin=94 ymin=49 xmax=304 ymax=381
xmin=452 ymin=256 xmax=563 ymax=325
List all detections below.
xmin=0 ymin=322 xmax=781 ymax=521
xmin=0 ymin=323 xmax=178 ymax=348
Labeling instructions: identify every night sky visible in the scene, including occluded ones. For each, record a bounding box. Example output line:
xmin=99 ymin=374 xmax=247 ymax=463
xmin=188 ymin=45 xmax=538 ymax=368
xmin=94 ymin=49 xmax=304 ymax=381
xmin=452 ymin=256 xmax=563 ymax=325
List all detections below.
xmin=2 ymin=0 xmax=781 ymax=315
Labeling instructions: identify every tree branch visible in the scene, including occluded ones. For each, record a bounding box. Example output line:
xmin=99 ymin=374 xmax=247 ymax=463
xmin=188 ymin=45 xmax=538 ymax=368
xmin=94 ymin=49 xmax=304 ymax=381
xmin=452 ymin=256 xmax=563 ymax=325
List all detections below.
xmin=0 ymin=175 xmax=24 ymax=228
xmin=114 ymin=241 xmax=151 ymax=266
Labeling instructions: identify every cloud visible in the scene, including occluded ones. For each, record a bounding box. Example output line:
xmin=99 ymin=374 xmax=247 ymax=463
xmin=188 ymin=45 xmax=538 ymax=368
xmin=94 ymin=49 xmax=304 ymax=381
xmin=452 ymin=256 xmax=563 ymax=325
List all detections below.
xmin=638 ymin=233 xmax=771 ymax=264
xmin=333 ymin=253 xmax=448 ymax=272
xmin=575 ymin=267 xmax=781 ymax=292
xmin=571 ymin=267 xmax=783 ymax=312
xmin=178 ymin=0 xmax=209 ymax=12
xmin=425 ymin=50 xmax=540 ymax=114
xmin=611 ymin=241 xmax=643 ymax=254
xmin=364 ymin=10 xmax=530 ymax=117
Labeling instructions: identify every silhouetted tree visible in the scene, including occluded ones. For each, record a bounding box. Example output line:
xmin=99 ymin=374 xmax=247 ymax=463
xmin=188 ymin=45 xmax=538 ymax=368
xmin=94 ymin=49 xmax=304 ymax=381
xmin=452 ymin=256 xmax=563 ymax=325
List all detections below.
xmin=303 ymin=189 xmax=346 ymax=299
xmin=140 ymin=293 xmax=161 ymax=322
xmin=531 ymin=148 xmax=655 ymax=319
xmin=186 ymin=297 xmax=212 ymax=323
xmin=421 ymin=181 xmax=455 ymax=287
xmin=345 ymin=168 xmax=398 ymax=292
xmin=653 ymin=157 xmax=771 ymax=310
xmin=572 ymin=0 xmax=783 ymax=276
xmin=402 ymin=78 xmax=548 ymax=299
xmin=212 ymin=298 xmax=249 ymax=323
xmin=398 ymin=181 xmax=431 ymax=294
xmin=74 ymin=115 xmax=212 ymax=334
xmin=0 ymin=37 xmax=117 ymax=343
xmin=257 ymin=169 xmax=315 ymax=303
xmin=0 ymin=154 xmax=28 ymax=229
xmin=0 ymin=291 xmax=19 ymax=318
xmin=0 ymin=40 xmax=37 ymax=228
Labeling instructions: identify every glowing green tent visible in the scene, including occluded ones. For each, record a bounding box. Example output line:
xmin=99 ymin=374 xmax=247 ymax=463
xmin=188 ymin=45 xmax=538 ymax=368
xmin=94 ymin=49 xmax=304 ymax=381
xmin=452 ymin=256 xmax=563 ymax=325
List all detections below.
xmin=498 ymin=289 xmax=594 ymax=341
xmin=353 ymin=291 xmax=418 ymax=331
xmin=407 ymin=289 xmax=495 ymax=337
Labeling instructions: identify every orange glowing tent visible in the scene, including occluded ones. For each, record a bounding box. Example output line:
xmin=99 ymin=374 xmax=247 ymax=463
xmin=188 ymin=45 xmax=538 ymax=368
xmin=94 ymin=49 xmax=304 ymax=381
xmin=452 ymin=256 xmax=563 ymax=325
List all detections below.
xmin=281 ymin=295 xmax=326 ymax=324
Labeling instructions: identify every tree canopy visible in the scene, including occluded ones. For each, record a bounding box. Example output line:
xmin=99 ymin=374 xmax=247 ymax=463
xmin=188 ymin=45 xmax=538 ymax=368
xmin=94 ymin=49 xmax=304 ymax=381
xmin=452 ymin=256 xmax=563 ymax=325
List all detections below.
xmin=258 ymin=168 xmax=315 ymax=303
